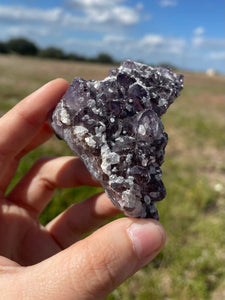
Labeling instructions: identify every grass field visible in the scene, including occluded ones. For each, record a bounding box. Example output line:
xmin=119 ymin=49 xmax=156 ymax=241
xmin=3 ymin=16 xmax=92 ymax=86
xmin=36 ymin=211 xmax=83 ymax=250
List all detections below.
xmin=0 ymin=54 xmax=224 ymax=299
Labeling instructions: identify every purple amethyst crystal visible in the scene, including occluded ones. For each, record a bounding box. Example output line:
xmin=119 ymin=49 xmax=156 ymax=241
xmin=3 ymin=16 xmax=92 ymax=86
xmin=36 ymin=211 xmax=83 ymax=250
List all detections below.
xmin=49 ymin=60 xmax=183 ymax=219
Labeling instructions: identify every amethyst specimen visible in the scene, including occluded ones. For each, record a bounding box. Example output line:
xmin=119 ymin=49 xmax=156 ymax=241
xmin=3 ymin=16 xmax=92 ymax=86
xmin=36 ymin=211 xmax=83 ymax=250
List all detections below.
xmin=49 ymin=60 xmax=183 ymax=219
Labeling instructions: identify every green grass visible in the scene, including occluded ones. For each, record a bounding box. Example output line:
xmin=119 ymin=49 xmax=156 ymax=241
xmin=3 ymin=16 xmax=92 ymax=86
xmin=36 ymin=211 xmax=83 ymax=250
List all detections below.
xmin=0 ymin=55 xmax=225 ymax=299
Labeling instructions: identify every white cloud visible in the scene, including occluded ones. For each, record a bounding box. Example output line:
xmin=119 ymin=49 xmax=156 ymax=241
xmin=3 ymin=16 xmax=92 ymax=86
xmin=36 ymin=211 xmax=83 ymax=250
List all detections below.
xmin=0 ymin=5 xmax=63 ymax=24
xmin=66 ymin=0 xmax=141 ymax=26
xmin=206 ymin=51 xmax=225 ymax=60
xmin=0 ymin=2 xmax=141 ymax=33
xmin=193 ymin=27 xmax=205 ymax=36
xmin=192 ymin=36 xmax=225 ymax=50
xmin=135 ymin=3 xmax=144 ymax=11
xmin=192 ymin=36 xmax=203 ymax=47
xmin=140 ymin=34 xmax=164 ymax=46
xmin=3 ymin=25 xmax=50 ymax=38
xmin=0 ymin=5 xmax=90 ymax=39
xmin=159 ymin=0 xmax=178 ymax=7
xmin=64 ymin=33 xmax=187 ymax=67
xmin=102 ymin=35 xmax=130 ymax=43
xmin=67 ymin=0 xmax=122 ymax=10
xmin=139 ymin=34 xmax=186 ymax=55
xmin=86 ymin=5 xmax=139 ymax=25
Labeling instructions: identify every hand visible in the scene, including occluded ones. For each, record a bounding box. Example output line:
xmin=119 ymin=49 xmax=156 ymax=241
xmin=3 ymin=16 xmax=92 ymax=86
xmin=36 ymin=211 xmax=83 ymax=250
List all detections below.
xmin=0 ymin=79 xmax=166 ymax=300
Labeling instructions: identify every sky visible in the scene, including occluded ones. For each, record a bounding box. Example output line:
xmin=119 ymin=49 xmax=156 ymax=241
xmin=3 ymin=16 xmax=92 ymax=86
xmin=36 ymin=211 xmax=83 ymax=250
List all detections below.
xmin=0 ymin=0 xmax=224 ymax=73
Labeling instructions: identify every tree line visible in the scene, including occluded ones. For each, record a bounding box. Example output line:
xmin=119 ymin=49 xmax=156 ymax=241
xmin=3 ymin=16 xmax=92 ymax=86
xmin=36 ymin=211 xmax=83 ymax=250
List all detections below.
xmin=0 ymin=37 xmax=116 ymax=64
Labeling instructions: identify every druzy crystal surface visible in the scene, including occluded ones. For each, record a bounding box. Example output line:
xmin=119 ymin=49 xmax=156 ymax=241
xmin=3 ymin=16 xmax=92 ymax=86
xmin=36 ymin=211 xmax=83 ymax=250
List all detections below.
xmin=49 ymin=60 xmax=183 ymax=219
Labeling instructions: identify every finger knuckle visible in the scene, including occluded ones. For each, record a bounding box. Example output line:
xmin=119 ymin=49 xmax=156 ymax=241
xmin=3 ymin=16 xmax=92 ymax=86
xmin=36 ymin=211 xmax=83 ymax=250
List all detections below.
xmin=33 ymin=157 xmax=56 ymax=191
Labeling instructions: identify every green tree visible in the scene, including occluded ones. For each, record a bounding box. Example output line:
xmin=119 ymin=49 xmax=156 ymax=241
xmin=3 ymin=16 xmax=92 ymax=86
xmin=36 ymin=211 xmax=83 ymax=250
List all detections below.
xmin=95 ymin=53 xmax=114 ymax=64
xmin=65 ymin=52 xmax=86 ymax=62
xmin=38 ymin=47 xmax=65 ymax=59
xmin=0 ymin=42 xmax=9 ymax=54
xmin=7 ymin=38 xmax=38 ymax=55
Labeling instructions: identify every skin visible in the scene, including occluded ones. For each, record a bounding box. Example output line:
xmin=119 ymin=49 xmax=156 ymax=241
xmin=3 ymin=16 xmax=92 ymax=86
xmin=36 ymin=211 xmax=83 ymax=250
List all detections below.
xmin=0 ymin=79 xmax=166 ymax=300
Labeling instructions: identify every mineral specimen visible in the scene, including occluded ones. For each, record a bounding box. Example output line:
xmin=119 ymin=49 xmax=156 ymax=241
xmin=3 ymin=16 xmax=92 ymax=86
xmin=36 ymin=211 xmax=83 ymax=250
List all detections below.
xmin=49 ymin=60 xmax=183 ymax=219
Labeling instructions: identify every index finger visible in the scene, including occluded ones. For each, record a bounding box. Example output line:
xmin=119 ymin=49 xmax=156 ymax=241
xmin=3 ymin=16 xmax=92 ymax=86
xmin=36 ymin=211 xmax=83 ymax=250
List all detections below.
xmin=0 ymin=78 xmax=69 ymax=180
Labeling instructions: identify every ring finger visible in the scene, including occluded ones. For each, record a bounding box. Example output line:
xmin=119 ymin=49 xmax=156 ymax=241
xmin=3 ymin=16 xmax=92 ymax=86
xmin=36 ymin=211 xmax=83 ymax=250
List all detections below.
xmin=46 ymin=192 xmax=120 ymax=248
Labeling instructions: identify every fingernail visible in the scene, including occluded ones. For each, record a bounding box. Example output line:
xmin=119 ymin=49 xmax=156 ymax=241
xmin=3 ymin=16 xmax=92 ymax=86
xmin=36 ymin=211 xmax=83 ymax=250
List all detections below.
xmin=127 ymin=221 xmax=165 ymax=261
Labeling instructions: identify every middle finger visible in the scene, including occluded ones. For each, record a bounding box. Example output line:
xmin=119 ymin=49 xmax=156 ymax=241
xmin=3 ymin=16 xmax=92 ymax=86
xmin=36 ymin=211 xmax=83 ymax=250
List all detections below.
xmin=6 ymin=157 xmax=101 ymax=216
xmin=0 ymin=122 xmax=53 ymax=194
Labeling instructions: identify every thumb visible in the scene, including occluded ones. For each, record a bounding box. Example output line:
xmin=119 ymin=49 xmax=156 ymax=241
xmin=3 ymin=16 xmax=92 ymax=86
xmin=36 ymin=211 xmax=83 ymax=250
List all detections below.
xmin=20 ymin=218 xmax=166 ymax=300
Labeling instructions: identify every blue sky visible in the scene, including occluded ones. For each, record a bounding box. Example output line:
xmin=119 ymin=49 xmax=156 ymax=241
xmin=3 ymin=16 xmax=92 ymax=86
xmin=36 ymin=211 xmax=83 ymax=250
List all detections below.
xmin=0 ymin=0 xmax=224 ymax=73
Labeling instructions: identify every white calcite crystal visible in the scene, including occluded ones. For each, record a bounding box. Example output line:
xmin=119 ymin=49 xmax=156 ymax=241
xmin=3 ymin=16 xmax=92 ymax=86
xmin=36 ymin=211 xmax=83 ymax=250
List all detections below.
xmin=49 ymin=60 xmax=183 ymax=219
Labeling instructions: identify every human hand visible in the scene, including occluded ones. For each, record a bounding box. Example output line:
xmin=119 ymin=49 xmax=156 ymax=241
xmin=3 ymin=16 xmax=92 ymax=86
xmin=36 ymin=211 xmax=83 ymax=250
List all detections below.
xmin=0 ymin=79 xmax=166 ymax=300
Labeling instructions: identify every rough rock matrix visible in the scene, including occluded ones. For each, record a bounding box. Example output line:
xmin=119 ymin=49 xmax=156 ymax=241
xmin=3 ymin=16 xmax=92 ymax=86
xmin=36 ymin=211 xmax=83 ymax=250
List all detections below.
xmin=49 ymin=60 xmax=183 ymax=219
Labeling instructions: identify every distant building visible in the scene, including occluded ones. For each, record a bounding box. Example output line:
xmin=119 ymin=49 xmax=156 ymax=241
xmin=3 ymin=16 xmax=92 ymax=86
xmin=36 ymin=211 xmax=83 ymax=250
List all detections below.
xmin=206 ymin=68 xmax=216 ymax=77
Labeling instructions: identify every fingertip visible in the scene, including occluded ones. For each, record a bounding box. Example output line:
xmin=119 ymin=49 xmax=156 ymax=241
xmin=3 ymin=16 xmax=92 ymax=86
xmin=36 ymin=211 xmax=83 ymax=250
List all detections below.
xmin=126 ymin=219 xmax=166 ymax=263
xmin=24 ymin=78 xmax=68 ymax=101
xmin=50 ymin=78 xmax=70 ymax=88
xmin=38 ymin=78 xmax=69 ymax=101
